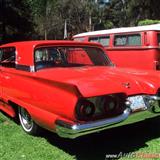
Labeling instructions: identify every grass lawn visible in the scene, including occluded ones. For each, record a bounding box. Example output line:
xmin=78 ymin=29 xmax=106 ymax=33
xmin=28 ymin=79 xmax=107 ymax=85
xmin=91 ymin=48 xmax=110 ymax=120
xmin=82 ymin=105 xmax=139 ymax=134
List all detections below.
xmin=0 ymin=112 xmax=160 ymax=160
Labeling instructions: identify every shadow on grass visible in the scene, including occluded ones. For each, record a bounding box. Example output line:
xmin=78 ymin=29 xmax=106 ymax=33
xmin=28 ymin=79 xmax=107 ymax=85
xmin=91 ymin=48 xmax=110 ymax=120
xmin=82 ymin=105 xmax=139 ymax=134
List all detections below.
xmin=42 ymin=117 xmax=160 ymax=160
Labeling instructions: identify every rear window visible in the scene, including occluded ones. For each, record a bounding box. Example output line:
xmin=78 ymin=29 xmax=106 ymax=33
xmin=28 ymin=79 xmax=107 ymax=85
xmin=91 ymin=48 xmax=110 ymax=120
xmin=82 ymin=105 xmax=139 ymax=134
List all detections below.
xmin=89 ymin=36 xmax=110 ymax=46
xmin=34 ymin=46 xmax=111 ymax=70
xmin=114 ymin=34 xmax=141 ymax=46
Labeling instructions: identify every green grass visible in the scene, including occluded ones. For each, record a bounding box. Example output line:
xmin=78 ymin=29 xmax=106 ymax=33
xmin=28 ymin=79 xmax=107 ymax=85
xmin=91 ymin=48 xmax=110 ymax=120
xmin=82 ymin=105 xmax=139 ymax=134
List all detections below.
xmin=0 ymin=112 xmax=160 ymax=160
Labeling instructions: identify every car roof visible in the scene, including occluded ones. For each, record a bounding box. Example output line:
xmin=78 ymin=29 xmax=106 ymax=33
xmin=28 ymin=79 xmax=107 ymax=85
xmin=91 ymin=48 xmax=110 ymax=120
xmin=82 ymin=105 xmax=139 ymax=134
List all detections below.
xmin=74 ymin=24 xmax=160 ymax=37
xmin=0 ymin=40 xmax=104 ymax=66
xmin=0 ymin=40 xmax=102 ymax=48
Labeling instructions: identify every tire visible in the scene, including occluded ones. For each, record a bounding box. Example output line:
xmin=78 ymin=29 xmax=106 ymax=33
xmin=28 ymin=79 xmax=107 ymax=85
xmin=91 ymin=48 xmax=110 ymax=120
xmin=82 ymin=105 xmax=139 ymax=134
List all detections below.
xmin=18 ymin=107 xmax=40 ymax=135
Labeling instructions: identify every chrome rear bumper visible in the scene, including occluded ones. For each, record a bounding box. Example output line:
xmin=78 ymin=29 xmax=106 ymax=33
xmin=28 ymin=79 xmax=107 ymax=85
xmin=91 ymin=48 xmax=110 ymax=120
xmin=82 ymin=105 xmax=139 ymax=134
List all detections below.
xmin=55 ymin=96 xmax=160 ymax=139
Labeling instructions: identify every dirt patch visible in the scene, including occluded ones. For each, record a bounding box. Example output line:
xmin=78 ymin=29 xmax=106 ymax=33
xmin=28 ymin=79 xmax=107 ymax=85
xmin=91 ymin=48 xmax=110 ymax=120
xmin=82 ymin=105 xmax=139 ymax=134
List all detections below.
xmin=0 ymin=120 xmax=10 ymax=125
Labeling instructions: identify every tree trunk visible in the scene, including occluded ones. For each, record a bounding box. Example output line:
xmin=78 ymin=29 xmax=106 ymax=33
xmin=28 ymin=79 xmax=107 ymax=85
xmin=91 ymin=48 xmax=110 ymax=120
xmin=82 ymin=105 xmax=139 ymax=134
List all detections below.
xmin=89 ymin=13 xmax=92 ymax=31
xmin=44 ymin=29 xmax=47 ymax=40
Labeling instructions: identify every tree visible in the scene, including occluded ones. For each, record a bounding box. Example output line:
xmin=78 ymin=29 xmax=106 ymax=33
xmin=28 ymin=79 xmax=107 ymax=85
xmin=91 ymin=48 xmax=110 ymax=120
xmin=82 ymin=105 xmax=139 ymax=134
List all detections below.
xmin=28 ymin=0 xmax=60 ymax=40
xmin=98 ymin=0 xmax=160 ymax=28
xmin=102 ymin=0 xmax=129 ymax=27
xmin=1 ymin=0 xmax=160 ymax=44
xmin=29 ymin=0 xmax=99 ymax=39
xmin=124 ymin=0 xmax=160 ymax=26
xmin=0 ymin=0 xmax=34 ymax=44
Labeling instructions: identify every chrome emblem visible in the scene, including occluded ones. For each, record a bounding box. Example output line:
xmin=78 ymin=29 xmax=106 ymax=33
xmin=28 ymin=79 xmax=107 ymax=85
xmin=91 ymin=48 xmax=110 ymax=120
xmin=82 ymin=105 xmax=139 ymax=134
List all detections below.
xmin=122 ymin=82 xmax=130 ymax=88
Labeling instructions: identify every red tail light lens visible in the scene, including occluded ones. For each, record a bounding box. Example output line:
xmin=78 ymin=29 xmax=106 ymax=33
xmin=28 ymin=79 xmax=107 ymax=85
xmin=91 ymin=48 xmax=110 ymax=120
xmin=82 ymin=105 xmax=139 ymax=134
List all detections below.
xmin=101 ymin=95 xmax=126 ymax=117
xmin=76 ymin=99 xmax=95 ymax=120
xmin=76 ymin=94 xmax=126 ymax=120
xmin=103 ymin=96 xmax=118 ymax=112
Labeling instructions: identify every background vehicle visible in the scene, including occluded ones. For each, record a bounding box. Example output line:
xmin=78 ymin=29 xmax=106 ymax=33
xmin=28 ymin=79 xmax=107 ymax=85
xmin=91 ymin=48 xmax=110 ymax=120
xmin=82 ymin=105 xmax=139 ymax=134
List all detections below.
xmin=73 ymin=24 xmax=160 ymax=70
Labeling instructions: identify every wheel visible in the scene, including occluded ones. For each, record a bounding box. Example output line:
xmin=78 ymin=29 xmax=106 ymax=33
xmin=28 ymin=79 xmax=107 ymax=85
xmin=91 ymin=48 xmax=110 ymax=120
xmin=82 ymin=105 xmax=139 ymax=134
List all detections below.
xmin=18 ymin=107 xmax=40 ymax=135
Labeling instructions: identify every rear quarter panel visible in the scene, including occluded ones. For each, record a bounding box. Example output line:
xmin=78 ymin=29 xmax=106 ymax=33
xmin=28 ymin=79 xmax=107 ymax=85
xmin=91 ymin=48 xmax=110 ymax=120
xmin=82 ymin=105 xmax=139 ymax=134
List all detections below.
xmin=1 ymin=68 xmax=78 ymax=130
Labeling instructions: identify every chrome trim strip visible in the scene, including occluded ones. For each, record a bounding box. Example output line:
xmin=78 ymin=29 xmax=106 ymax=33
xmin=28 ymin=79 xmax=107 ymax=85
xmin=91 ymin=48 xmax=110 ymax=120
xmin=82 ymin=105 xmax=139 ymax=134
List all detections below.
xmin=56 ymin=108 xmax=131 ymax=138
xmin=146 ymin=96 xmax=160 ymax=101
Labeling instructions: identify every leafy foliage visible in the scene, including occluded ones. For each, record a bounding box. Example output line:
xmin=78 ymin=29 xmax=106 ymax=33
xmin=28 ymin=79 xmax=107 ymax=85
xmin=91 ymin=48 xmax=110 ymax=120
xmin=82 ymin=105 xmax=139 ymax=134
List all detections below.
xmin=0 ymin=0 xmax=160 ymax=43
xmin=125 ymin=0 xmax=160 ymax=26
xmin=138 ymin=19 xmax=160 ymax=26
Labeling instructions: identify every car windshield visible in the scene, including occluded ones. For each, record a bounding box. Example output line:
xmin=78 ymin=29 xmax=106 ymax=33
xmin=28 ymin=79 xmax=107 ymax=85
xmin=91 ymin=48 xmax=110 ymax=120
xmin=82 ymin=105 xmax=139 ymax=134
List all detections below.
xmin=34 ymin=46 xmax=111 ymax=70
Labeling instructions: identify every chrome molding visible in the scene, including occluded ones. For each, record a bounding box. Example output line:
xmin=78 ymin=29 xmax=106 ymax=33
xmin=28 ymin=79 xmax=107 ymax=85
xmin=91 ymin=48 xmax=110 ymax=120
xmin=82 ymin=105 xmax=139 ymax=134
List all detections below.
xmin=146 ymin=96 xmax=160 ymax=101
xmin=56 ymin=108 xmax=131 ymax=138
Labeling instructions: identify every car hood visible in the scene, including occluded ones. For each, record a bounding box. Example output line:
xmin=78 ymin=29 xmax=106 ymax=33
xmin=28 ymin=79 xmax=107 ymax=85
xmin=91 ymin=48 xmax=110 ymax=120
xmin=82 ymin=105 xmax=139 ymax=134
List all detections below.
xmin=34 ymin=66 xmax=158 ymax=97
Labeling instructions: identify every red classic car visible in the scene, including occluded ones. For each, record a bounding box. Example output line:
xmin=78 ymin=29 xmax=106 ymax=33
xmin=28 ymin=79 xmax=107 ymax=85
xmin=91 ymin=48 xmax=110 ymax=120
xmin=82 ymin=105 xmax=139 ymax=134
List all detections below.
xmin=0 ymin=41 xmax=160 ymax=138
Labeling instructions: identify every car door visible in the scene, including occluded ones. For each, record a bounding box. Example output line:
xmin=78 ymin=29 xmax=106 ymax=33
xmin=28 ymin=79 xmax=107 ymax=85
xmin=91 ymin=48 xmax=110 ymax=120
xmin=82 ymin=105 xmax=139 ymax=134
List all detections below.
xmin=0 ymin=47 xmax=16 ymax=102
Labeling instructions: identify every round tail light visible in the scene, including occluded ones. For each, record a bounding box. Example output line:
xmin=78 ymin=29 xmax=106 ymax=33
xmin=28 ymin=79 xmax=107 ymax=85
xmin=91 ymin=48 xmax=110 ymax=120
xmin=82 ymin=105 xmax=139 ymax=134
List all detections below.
xmin=76 ymin=99 xmax=95 ymax=120
xmin=104 ymin=96 xmax=118 ymax=112
xmin=101 ymin=95 xmax=126 ymax=117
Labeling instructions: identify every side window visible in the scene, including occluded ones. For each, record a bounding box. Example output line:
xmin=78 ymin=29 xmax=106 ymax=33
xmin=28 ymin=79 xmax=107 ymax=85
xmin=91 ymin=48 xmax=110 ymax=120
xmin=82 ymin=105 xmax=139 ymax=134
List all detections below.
xmin=0 ymin=48 xmax=2 ymax=61
xmin=114 ymin=35 xmax=127 ymax=46
xmin=89 ymin=37 xmax=99 ymax=43
xmin=158 ymin=34 xmax=160 ymax=45
xmin=128 ymin=34 xmax=141 ymax=46
xmin=89 ymin=36 xmax=110 ymax=46
xmin=99 ymin=37 xmax=110 ymax=46
xmin=1 ymin=47 xmax=16 ymax=68
xmin=73 ymin=37 xmax=85 ymax=42
xmin=114 ymin=34 xmax=141 ymax=46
